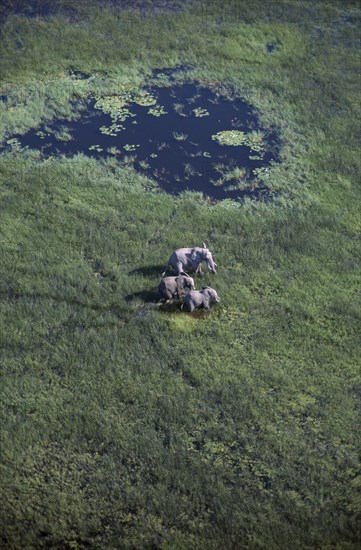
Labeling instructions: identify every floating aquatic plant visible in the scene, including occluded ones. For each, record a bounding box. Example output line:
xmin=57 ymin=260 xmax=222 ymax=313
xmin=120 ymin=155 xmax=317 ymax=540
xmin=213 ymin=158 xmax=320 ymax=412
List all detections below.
xmin=123 ymin=144 xmax=140 ymax=152
xmin=94 ymin=89 xmax=157 ymax=125
xmin=6 ymin=138 xmax=21 ymax=146
xmin=246 ymin=131 xmax=265 ymax=152
xmin=212 ymin=129 xmax=265 ymax=152
xmin=212 ymin=130 xmax=247 ymax=146
xmin=100 ymin=122 xmax=125 ymax=136
xmin=193 ymin=107 xmax=209 ymax=117
xmin=94 ymin=93 xmax=136 ymax=125
xmin=94 ymin=95 xmax=128 ymax=118
xmin=89 ymin=144 xmax=103 ymax=152
xmin=148 ymin=105 xmax=167 ymax=117
xmin=117 ymin=108 xmax=136 ymax=122
xmin=133 ymin=90 xmax=157 ymax=107
xmin=35 ymin=130 xmax=48 ymax=139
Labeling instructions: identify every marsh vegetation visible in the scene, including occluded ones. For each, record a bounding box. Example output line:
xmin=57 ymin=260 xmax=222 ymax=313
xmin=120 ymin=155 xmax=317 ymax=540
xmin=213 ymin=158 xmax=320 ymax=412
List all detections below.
xmin=0 ymin=1 xmax=360 ymax=548
xmin=2 ymin=74 xmax=279 ymax=201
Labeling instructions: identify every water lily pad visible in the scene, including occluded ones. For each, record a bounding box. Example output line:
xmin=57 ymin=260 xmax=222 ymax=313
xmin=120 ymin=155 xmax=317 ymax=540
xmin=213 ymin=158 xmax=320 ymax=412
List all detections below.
xmin=148 ymin=105 xmax=167 ymax=117
xmin=36 ymin=130 xmax=47 ymax=139
xmin=123 ymin=144 xmax=140 ymax=152
xmin=212 ymin=129 xmax=265 ymax=152
xmin=212 ymin=130 xmax=247 ymax=146
xmin=100 ymin=122 xmax=125 ymax=136
xmin=6 ymin=138 xmax=21 ymax=146
xmin=193 ymin=107 xmax=209 ymax=117
xmin=133 ymin=91 xmax=157 ymax=107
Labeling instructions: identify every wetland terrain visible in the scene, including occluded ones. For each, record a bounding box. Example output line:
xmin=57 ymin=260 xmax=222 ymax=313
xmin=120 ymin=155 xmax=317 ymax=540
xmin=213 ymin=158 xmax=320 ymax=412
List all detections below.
xmin=0 ymin=1 xmax=360 ymax=548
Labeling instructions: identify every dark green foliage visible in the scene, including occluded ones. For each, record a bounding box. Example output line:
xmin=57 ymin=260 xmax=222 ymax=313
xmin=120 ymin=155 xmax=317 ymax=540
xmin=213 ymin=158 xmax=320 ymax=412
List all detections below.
xmin=1 ymin=1 xmax=360 ymax=548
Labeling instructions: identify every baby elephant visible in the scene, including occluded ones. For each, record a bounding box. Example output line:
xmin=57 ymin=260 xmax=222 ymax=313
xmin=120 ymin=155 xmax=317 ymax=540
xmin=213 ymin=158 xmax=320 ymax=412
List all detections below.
xmin=158 ymin=275 xmax=195 ymax=302
xmin=182 ymin=286 xmax=220 ymax=313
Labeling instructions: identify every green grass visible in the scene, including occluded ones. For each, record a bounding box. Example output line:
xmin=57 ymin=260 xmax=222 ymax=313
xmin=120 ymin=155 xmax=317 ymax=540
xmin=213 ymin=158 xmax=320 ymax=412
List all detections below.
xmin=1 ymin=1 xmax=360 ymax=548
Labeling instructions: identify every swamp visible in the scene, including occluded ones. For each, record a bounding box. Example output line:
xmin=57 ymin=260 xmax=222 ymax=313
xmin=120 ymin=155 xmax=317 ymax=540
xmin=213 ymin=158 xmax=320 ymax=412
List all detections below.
xmin=3 ymin=70 xmax=279 ymax=200
xmin=0 ymin=1 xmax=360 ymax=548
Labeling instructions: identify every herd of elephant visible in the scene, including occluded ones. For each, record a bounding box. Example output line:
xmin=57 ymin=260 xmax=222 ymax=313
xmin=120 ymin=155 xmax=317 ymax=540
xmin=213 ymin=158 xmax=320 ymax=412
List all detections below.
xmin=158 ymin=243 xmax=220 ymax=312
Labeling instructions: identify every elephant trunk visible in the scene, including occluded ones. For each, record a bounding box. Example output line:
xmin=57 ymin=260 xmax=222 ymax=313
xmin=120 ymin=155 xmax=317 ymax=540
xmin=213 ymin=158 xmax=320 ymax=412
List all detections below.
xmin=207 ymin=257 xmax=217 ymax=274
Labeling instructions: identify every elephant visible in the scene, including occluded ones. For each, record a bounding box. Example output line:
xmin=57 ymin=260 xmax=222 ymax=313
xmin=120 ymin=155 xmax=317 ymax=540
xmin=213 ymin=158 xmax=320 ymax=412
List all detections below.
xmin=158 ymin=275 xmax=195 ymax=302
xmin=162 ymin=243 xmax=217 ymax=276
xmin=181 ymin=286 xmax=220 ymax=313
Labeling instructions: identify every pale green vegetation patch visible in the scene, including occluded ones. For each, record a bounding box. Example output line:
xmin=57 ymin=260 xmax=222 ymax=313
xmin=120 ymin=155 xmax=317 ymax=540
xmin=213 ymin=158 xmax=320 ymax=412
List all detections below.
xmin=212 ymin=129 xmax=247 ymax=145
xmin=99 ymin=123 xmax=125 ymax=136
xmin=193 ymin=107 xmax=209 ymax=117
xmin=212 ymin=129 xmax=265 ymax=152
xmin=148 ymin=104 xmax=167 ymax=116
xmin=88 ymin=144 xmax=103 ymax=152
xmin=94 ymin=87 xmax=167 ymax=136
xmin=35 ymin=130 xmax=48 ymax=139
xmin=6 ymin=137 xmax=21 ymax=146
xmin=94 ymin=95 xmax=128 ymax=117
xmin=94 ymin=100 xmax=136 ymax=124
xmin=133 ymin=90 xmax=157 ymax=107
xmin=123 ymin=143 xmax=140 ymax=152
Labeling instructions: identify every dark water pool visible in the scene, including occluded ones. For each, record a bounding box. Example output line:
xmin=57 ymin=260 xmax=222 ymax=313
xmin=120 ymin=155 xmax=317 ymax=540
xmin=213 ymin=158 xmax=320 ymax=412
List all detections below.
xmin=4 ymin=77 xmax=279 ymax=201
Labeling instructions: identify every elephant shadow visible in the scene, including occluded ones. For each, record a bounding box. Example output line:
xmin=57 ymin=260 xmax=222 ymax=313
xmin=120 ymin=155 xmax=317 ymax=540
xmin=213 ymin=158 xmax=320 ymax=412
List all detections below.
xmin=128 ymin=264 xmax=164 ymax=277
xmin=158 ymin=300 xmax=183 ymax=313
xmin=124 ymin=290 xmax=186 ymax=310
xmin=124 ymin=288 xmax=160 ymax=303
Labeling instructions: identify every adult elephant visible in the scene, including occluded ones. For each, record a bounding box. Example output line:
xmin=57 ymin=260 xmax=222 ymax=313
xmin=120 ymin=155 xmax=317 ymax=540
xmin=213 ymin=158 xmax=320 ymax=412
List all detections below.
xmin=162 ymin=243 xmax=217 ymax=276
xmin=182 ymin=286 xmax=220 ymax=313
xmin=158 ymin=275 xmax=195 ymax=302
